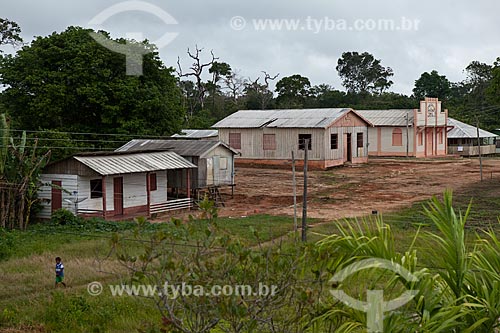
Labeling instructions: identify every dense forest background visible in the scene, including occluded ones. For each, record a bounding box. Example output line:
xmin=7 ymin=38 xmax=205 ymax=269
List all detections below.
xmin=1 ymin=21 xmax=500 ymax=161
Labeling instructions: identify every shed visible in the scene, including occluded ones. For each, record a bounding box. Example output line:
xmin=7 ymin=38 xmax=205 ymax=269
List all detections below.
xmin=115 ymin=139 xmax=237 ymax=192
xmin=447 ymin=118 xmax=498 ymax=156
xmin=213 ymin=108 xmax=373 ymax=169
xmin=38 ymin=151 xmax=197 ymax=220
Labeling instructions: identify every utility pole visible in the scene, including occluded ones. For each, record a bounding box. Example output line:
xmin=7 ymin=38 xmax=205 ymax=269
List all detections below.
xmin=476 ymin=117 xmax=483 ymax=181
xmin=405 ymin=113 xmax=409 ymax=158
xmin=302 ymin=139 xmax=309 ymax=242
xmin=292 ymin=151 xmax=297 ymax=235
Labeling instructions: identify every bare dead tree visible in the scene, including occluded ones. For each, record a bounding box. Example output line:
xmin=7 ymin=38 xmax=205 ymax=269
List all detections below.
xmin=246 ymin=71 xmax=279 ymax=110
xmin=262 ymin=71 xmax=279 ymax=87
xmin=224 ymin=70 xmax=247 ymax=104
xmin=177 ymin=46 xmax=218 ymax=116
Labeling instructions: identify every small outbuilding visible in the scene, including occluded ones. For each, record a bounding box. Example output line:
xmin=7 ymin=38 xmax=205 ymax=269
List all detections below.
xmin=38 ymin=151 xmax=197 ymax=220
xmin=116 ymin=140 xmax=238 ymax=197
xmin=213 ymin=108 xmax=373 ymax=169
xmin=447 ymin=118 xmax=498 ymax=156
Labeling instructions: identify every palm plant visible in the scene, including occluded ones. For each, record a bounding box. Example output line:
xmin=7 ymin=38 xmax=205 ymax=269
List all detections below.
xmin=311 ymin=190 xmax=493 ymax=332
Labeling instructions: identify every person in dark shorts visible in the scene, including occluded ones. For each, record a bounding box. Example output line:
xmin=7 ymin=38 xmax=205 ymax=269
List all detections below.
xmin=55 ymin=257 xmax=66 ymax=288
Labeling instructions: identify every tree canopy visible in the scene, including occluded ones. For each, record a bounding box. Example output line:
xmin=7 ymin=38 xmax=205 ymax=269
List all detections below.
xmin=0 ymin=18 xmax=22 ymax=50
xmin=0 ymin=26 xmax=184 ymax=136
xmin=275 ymin=74 xmax=311 ymax=108
xmin=413 ymin=70 xmax=452 ymax=101
xmin=336 ymin=51 xmax=394 ymax=94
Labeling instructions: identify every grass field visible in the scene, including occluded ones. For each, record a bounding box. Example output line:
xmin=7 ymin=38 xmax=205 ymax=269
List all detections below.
xmin=1 ymin=184 xmax=499 ymax=332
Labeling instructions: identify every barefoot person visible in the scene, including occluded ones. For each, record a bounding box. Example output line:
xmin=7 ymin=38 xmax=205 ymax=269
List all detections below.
xmin=55 ymin=257 xmax=66 ymax=288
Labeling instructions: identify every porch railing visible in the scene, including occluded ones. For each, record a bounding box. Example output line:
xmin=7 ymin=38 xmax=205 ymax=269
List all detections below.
xmin=150 ymin=198 xmax=193 ymax=214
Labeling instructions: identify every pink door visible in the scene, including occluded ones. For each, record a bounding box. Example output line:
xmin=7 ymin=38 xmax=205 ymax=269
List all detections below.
xmin=426 ymin=129 xmax=433 ymax=156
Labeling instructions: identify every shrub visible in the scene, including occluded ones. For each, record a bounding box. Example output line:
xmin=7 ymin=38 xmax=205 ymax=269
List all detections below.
xmin=0 ymin=228 xmax=15 ymax=261
xmin=50 ymin=209 xmax=81 ymax=226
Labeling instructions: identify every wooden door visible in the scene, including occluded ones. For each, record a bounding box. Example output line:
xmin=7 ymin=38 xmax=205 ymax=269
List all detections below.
xmin=51 ymin=181 xmax=62 ymax=213
xmin=346 ymin=133 xmax=352 ymax=162
xmin=113 ymin=177 xmax=123 ymax=216
xmin=426 ymin=129 xmax=434 ymax=156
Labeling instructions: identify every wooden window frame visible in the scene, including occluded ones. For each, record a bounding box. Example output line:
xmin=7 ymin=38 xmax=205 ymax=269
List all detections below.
xmin=330 ymin=133 xmax=338 ymax=150
xmin=298 ymin=134 xmax=312 ymax=151
xmin=263 ymin=134 xmax=276 ymax=151
xmin=392 ymin=128 xmax=403 ymax=147
xmin=229 ymin=133 xmax=241 ymax=149
xmin=90 ymin=179 xmax=103 ymax=199
xmin=356 ymin=133 xmax=364 ymax=148
xmin=150 ymin=173 xmax=157 ymax=191
xmin=220 ymin=157 xmax=228 ymax=170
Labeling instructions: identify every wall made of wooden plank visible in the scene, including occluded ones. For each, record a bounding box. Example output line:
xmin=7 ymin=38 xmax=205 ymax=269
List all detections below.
xmin=38 ymin=174 xmax=79 ymax=219
xmin=204 ymin=146 xmax=234 ymax=186
xmin=219 ymin=128 xmax=326 ymax=161
xmin=150 ymin=170 xmax=168 ymax=205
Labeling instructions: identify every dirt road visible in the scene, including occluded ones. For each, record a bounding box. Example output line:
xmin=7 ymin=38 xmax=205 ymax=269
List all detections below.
xmin=219 ymin=158 xmax=500 ymax=220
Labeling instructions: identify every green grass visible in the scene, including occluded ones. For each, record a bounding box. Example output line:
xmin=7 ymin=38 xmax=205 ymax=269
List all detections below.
xmin=1 ymin=184 xmax=500 ymax=332
xmin=217 ymin=214 xmax=308 ymax=243
xmin=0 ymin=214 xmax=306 ymax=332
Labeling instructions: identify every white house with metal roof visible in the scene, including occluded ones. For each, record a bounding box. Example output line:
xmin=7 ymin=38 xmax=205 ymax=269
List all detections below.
xmin=357 ymin=98 xmax=448 ymax=158
xmin=447 ymin=118 xmax=497 ymax=156
xmin=38 ymin=151 xmax=197 ymax=220
xmin=213 ymin=108 xmax=373 ymax=169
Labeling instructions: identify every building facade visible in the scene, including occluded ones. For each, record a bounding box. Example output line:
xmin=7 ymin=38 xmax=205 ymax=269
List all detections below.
xmin=38 ymin=151 xmax=196 ymax=220
xmin=213 ymin=108 xmax=373 ymax=169
xmin=357 ymin=98 xmax=448 ymax=158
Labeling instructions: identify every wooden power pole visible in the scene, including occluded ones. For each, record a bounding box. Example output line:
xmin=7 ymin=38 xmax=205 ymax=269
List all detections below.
xmin=477 ymin=118 xmax=483 ymax=181
xmin=302 ymin=139 xmax=309 ymax=242
xmin=292 ymin=151 xmax=297 ymax=235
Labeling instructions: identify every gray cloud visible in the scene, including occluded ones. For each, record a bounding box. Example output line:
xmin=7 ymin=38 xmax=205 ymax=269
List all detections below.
xmin=2 ymin=0 xmax=500 ymax=95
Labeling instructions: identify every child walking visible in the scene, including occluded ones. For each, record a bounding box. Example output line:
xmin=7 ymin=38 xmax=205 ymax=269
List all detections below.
xmin=55 ymin=257 xmax=66 ymax=288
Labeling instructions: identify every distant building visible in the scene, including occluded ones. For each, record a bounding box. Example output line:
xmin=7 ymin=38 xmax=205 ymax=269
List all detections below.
xmin=447 ymin=118 xmax=497 ymax=156
xmin=38 ymin=151 xmax=196 ymax=220
xmin=357 ymin=98 xmax=448 ymax=158
xmin=213 ymin=108 xmax=373 ymax=169
xmin=116 ymin=140 xmax=238 ymax=195
xmin=171 ymin=129 xmax=219 ymax=140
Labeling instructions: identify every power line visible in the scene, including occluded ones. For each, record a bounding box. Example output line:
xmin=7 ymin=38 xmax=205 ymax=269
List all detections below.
xmin=9 ymin=129 xmax=175 ymax=139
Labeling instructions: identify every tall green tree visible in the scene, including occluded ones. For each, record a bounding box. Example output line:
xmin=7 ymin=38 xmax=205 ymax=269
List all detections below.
xmin=413 ymin=70 xmax=451 ymax=101
xmin=275 ymin=74 xmax=311 ymax=108
xmin=0 ymin=18 xmax=22 ymax=50
xmin=336 ymin=51 xmax=394 ymax=94
xmin=0 ymin=26 xmax=184 ymax=137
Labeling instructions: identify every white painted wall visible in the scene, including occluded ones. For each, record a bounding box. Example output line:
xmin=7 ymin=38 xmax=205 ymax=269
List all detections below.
xmin=150 ymin=170 xmax=168 ymax=205
xmin=38 ymin=174 xmax=78 ymax=219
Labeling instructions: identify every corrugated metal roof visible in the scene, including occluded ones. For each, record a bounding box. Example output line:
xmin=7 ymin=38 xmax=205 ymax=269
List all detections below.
xmin=356 ymin=109 xmax=414 ymax=126
xmin=74 ymin=151 xmax=196 ymax=176
xmin=171 ymin=129 xmax=219 ymax=138
xmin=212 ymin=108 xmax=359 ymax=128
xmin=115 ymin=139 xmax=237 ymax=156
xmin=447 ymin=118 xmax=498 ymax=139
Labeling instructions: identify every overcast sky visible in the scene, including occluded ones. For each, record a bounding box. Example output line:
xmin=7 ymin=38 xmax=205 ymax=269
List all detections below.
xmin=2 ymin=0 xmax=500 ymax=95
